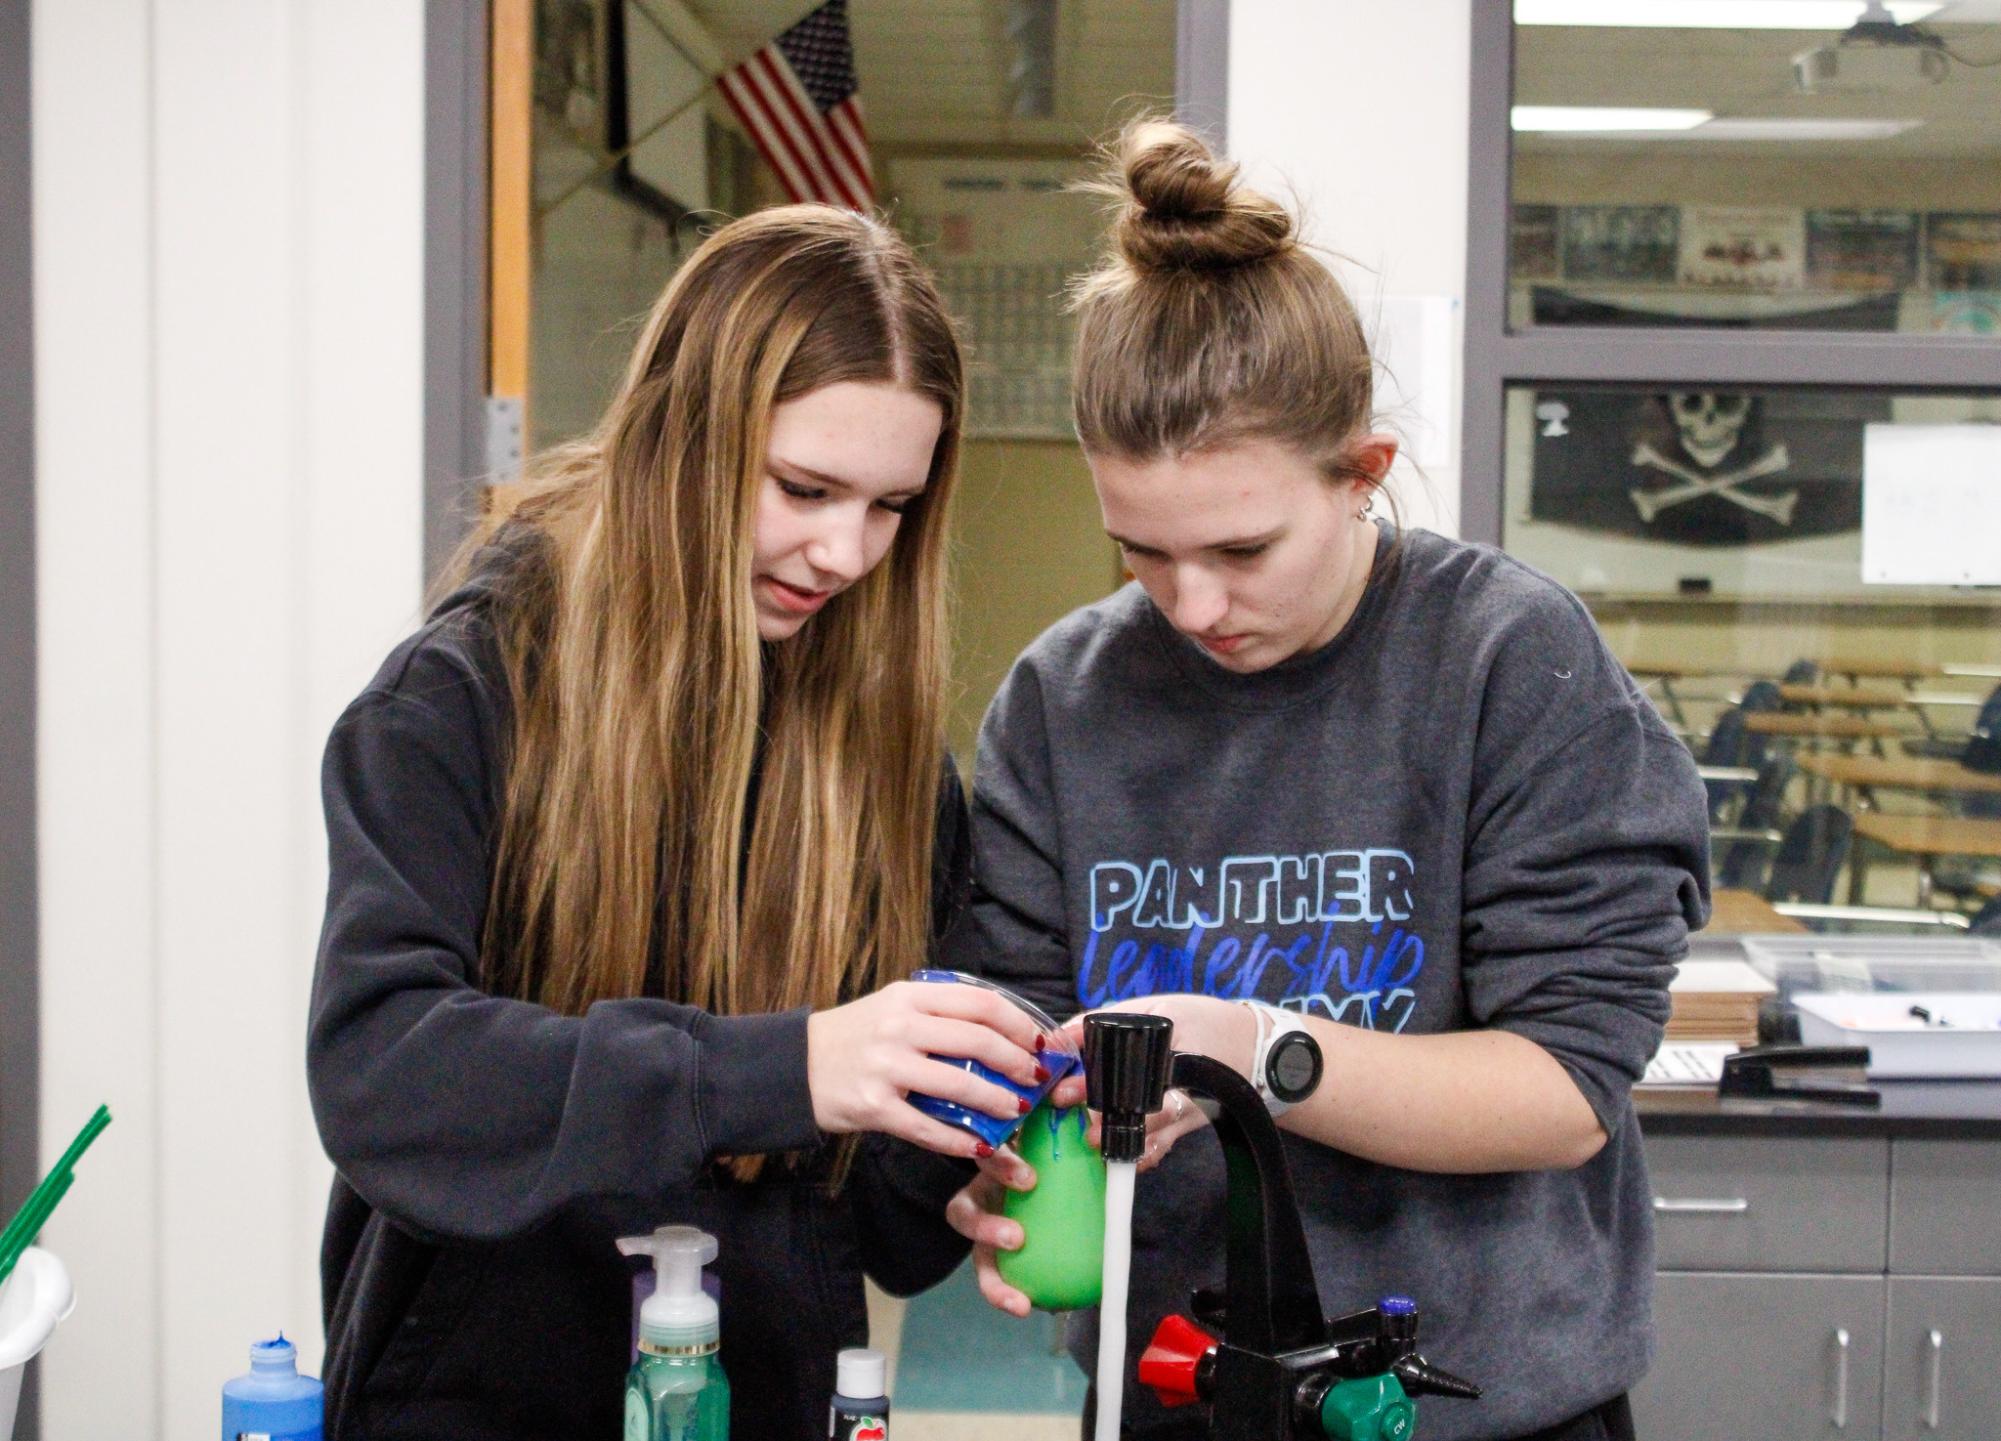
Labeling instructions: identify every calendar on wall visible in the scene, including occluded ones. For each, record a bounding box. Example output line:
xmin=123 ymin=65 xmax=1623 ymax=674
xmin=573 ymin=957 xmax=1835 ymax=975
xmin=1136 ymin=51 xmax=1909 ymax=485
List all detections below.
xmin=890 ymin=157 xmax=1103 ymax=440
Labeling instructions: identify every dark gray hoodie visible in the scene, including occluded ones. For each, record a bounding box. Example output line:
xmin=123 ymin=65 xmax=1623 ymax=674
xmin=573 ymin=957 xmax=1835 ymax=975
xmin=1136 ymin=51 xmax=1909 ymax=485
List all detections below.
xmin=308 ymin=534 xmax=975 ymax=1440
xmin=945 ymin=524 xmax=1710 ymax=1439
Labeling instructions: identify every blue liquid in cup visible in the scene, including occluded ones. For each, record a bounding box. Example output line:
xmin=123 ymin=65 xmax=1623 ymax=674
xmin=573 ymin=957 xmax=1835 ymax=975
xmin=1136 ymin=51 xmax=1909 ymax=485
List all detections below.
xmin=906 ymin=970 xmax=1079 ymax=1147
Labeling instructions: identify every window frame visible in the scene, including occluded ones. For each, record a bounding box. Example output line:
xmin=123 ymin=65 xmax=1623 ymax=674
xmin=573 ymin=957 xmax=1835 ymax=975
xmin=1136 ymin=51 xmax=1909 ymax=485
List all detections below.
xmin=1458 ymin=2 xmax=2001 ymax=547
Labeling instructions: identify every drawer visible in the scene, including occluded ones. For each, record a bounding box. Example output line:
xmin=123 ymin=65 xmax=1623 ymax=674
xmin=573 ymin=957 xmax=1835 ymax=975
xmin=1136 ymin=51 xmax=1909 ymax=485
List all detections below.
xmin=1890 ymin=1140 xmax=2001 ymax=1278
xmin=1644 ymin=1133 xmax=1888 ymax=1273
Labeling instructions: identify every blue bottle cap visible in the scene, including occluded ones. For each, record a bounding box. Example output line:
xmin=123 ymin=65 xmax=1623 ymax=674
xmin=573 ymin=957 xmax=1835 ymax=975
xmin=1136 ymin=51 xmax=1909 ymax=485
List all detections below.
xmin=1378 ymin=1295 xmax=1417 ymax=1317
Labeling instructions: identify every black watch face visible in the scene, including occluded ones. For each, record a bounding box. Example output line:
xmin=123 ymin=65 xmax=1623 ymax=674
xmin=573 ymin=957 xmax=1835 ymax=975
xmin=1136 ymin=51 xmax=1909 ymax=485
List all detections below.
xmin=1267 ymin=1032 xmax=1323 ymax=1104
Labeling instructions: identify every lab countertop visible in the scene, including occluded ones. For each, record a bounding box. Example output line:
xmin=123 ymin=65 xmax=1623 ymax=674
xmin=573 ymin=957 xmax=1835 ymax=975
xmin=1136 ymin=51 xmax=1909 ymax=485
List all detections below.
xmin=1636 ymin=934 xmax=2001 ymax=1137
xmin=1635 ymin=1077 xmax=2001 ymax=1138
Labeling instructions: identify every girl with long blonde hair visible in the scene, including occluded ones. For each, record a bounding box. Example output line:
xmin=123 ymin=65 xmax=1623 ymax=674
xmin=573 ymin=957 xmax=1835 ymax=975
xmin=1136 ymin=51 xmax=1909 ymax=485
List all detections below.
xmin=309 ymin=205 xmax=1041 ymax=1439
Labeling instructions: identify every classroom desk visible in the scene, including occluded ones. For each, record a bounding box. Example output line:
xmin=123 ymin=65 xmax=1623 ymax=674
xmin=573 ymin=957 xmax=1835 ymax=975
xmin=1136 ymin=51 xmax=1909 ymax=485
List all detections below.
xmin=1742 ymin=714 xmax=1905 ymax=759
xmin=1796 ymin=753 xmax=2001 ymax=808
xmin=1776 ymin=686 xmax=1986 ymax=741
xmin=1745 ymin=714 xmax=1904 ymax=739
xmin=1906 ymin=691 xmax=1988 ymax=708
xmin=1818 ymin=658 xmax=2001 ymax=685
xmin=1850 ymin=812 xmax=2001 ymax=906
xmin=1705 ymin=887 xmax=1808 ymax=933
xmin=1777 ymin=683 xmax=1912 ymax=709
xmin=1818 ymin=658 xmax=1943 ymax=684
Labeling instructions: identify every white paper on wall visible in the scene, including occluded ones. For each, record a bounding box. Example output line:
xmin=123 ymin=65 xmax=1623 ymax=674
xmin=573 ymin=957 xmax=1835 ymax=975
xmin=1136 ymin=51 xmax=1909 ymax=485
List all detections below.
xmin=1861 ymin=423 xmax=2001 ymax=586
xmin=1373 ymin=294 xmax=1461 ymax=471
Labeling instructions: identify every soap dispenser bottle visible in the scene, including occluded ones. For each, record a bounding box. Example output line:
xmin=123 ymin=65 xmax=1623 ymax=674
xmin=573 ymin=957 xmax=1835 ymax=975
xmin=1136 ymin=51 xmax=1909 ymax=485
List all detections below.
xmin=617 ymin=1226 xmax=730 ymax=1441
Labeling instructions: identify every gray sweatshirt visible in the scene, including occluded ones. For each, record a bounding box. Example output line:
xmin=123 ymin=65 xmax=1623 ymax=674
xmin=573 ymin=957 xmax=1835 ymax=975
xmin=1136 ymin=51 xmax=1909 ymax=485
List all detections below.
xmin=944 ymin=524 xmax=1710 ymax=1439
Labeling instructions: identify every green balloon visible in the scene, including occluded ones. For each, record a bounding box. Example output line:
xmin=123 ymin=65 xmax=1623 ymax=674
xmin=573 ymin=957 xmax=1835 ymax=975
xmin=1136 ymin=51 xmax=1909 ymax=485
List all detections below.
xmin=998 ymin=1102 xmax=1106 ymax=1311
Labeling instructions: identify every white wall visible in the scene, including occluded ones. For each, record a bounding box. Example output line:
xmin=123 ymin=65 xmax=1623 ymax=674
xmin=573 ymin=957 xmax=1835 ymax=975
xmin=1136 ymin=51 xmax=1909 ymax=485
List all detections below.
xmin=33 ymin=2 xmax=425 ymax=1434
xmin=1229 ymin=0 xmax=1472 ymax=539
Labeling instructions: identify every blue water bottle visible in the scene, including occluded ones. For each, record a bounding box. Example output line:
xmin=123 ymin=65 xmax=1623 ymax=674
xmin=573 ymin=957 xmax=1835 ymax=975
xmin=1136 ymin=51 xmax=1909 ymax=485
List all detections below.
xmin=222 ymin=1335 xmax=323 ymax=1441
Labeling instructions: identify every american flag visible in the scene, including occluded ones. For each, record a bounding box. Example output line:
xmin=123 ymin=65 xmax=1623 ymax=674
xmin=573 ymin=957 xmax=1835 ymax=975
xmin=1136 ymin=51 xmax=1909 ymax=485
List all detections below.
xmin=716 ymin=0 xmax=876 ymax=212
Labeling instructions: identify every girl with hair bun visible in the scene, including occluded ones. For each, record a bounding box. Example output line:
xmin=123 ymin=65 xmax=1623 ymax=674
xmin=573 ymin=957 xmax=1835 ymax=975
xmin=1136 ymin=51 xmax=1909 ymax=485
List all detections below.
xmin=944 ymin=121 xmax=1709 ymax=1441
xmin=308 ymin=205 xmax=1044 ymax=1439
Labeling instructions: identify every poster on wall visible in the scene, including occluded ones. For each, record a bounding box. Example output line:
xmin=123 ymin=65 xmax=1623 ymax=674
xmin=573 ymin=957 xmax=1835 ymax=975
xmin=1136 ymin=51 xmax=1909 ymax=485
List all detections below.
xmin=1805 ymin=209 xmax=1919 ymax=291
xmin=1930 ymin=292 xmax=2001 ymax=335
xmin=1560 ymin=206 xmax=1679 ymax=284
xmin=1526 ymin=387 xmax=1885 ymax=548
xmin=1926 ymin=213 xmax=2001 ymax=289
xmin=1511 ymin=205 xmax=1561 ymax=280
xmin=891 ymin=158 xmax=1100 ymax=439
xmin=1678 ymin=206 xmax=1805 ymax=290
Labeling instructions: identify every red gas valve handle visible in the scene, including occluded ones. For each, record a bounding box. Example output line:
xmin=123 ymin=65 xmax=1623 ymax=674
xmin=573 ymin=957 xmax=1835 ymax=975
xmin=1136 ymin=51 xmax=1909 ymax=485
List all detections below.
xmin=1138 ymin=1314 xmax=1218 ymax=1409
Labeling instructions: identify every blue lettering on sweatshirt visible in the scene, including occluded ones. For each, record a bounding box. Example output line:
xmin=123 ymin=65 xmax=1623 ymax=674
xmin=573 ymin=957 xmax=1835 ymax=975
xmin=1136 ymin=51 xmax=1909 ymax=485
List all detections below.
xmin=1078 ymin=847 xmax=1430 ymax=1028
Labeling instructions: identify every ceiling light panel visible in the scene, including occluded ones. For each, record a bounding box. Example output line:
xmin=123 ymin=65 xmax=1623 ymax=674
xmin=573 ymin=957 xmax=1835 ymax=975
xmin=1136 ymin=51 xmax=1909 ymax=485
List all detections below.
xmin=1512 ymin=106 xmax=1716 ymax=131
xmin=1516 ymin=1 xmax=1942 ymax=28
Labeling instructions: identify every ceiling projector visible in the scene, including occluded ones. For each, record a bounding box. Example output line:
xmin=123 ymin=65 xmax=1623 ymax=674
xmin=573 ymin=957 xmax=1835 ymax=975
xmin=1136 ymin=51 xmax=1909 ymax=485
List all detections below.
xmin=1794 ymin=40 xmax=1948 ymax=91
xmin=1794 ymin=8 xmax=1950 ymax=92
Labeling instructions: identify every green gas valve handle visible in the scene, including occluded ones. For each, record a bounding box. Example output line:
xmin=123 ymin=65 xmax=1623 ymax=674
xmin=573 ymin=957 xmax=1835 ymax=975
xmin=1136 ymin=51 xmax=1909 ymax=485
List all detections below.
xmin=1318 ymin=1373 xmax=1415 ymax=1441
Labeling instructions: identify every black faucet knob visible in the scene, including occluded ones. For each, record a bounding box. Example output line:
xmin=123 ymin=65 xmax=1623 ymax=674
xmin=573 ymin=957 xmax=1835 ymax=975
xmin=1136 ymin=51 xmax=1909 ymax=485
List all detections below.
xmin=1084 ymin=1012 xmax=1174 ymax=1162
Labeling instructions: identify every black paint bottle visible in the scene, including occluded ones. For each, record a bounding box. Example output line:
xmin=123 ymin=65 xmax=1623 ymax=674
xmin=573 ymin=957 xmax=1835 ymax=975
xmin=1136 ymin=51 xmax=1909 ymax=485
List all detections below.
xmin=828 ymin=1347 xmax=890 ymax=1441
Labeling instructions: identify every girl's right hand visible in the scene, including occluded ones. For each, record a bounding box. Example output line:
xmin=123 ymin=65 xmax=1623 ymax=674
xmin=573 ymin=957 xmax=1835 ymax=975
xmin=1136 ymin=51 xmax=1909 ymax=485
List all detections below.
xmin=805 ymin=979 xmax=1048 ymax=1159
xmin=945 ymin=1147 xmax=1038 ymax=1317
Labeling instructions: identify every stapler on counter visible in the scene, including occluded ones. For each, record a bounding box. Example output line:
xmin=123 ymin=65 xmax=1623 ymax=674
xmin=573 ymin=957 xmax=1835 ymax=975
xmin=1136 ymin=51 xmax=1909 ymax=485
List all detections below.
xmin=1719 ymin=1045 xmax=1879 ymax=1107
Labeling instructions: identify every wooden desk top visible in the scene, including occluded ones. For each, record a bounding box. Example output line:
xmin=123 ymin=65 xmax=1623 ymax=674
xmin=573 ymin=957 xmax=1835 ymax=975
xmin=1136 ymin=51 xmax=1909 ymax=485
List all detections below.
xmin=1819 ymin=658 xmax=1943 ymax=681
xmin=1852 ymin=813 xmax=2001 ymax=861
xmin=1743 ymin=714 xmax=1904 ymax=740
xmin=1796 ymin=754 xmax=2001 ymax=795
xmin=1778 ymin=684 xmax=1912 ymax=708
xmin=1704 ymin=887 xmax=1808 ymax=934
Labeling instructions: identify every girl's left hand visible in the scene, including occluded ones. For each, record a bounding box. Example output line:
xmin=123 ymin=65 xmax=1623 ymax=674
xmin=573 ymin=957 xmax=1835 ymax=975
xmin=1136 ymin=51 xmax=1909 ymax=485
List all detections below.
xmin=1046 ymin=993 xmax=1259 ymax=1171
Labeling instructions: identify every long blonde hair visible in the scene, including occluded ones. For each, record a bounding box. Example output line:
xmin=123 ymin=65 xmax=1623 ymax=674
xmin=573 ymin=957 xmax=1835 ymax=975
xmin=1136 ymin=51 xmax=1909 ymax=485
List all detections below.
xmin=1070 ymin=119 xmax=1392 ymax=515
xmin=453 ymin=208 xmax=961 ymax=1171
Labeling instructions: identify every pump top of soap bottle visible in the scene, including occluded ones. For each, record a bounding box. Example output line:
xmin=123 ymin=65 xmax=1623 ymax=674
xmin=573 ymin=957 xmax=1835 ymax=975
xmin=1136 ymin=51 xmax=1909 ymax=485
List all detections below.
xmin=617 ymin=1225 xmax=720 ymax=1353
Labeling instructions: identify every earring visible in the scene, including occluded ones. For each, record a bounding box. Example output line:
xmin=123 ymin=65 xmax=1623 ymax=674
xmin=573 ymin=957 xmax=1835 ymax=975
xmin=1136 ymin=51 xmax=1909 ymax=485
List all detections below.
xmin=1357 ymin=494 xmax=1375 ymax=521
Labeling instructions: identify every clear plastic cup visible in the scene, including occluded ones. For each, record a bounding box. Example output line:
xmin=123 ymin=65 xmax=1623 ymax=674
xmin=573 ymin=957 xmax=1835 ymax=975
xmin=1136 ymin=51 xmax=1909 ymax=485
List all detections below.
xmin=906 ymin=969 xmax=1080 ymax=1147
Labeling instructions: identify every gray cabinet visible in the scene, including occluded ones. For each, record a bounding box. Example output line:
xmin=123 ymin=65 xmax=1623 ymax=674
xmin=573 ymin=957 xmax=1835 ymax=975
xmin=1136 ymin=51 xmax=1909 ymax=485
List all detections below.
xmin=1637 ymin=1273 xmax=1885 ymax=1439
xmin=1882 ymin=1139 xmax=2001 ymax=1440
xmin=1636 ymin=1130 xmax=2001 ymax=1441
xmin=1882 ymin=1279 xmax=2001 ymax=1440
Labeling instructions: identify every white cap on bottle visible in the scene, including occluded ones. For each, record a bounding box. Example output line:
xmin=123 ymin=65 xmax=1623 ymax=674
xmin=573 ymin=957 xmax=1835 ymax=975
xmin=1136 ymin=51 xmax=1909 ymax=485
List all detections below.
xmin=836 ymin=1347 xmax=886 ymax=1400
xmin=616 ymin=1225 xmax=719 ymax=1349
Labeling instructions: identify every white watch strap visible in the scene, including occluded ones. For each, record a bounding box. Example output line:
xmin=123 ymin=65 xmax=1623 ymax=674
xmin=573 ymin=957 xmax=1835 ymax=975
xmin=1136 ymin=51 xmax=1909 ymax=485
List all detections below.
xmin=1239 ymin=999 xmax=1292 ymax=1114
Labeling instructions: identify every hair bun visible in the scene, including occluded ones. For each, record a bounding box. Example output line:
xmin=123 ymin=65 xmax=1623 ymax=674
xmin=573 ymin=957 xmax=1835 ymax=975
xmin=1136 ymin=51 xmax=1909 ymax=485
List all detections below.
xmin=1112 ymin=119 xmax=1292 ymax=272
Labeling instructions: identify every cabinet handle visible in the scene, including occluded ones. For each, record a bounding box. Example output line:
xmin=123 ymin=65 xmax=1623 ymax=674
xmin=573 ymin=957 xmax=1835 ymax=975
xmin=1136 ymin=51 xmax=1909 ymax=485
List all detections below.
xmin=1923 ymin=1328 xmax=1943 ymax=1430
xmin=1651 ymin=1196 xmax=1750 ymax=1214
xmin=1832 ymin=1327 xmax=1851 ymax=1430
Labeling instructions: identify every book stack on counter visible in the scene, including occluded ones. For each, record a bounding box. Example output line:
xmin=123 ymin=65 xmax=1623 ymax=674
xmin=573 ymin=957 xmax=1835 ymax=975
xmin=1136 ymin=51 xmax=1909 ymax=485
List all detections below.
xmin=1666 ymin=958 xmax=1775 ymax=1048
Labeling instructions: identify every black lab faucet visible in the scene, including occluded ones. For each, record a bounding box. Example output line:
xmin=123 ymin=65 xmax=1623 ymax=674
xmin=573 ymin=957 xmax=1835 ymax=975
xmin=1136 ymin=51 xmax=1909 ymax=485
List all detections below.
xmin=1083 ymin=1012 xmax=1479 ymax=1441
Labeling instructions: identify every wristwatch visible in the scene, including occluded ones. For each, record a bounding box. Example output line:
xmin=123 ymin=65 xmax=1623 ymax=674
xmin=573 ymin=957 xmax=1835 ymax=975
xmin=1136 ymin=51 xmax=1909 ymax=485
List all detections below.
xmin=1239 ymin=1000 xmax=1324 ymax=1116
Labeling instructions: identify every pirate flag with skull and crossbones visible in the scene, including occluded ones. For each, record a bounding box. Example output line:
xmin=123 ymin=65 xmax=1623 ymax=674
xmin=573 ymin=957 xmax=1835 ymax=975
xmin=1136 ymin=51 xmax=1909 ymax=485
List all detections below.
xmin=1526 ymin=387 xmax=1874 ymax=547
